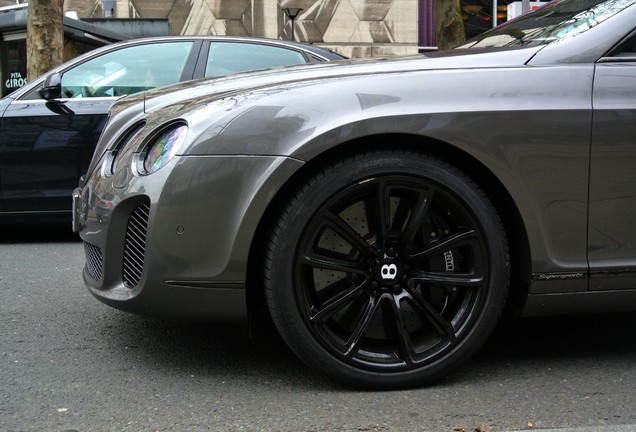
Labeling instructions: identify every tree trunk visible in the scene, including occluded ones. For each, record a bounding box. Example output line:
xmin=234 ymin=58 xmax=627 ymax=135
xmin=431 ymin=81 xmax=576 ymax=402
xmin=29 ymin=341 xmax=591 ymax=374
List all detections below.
xmin=27 ymin=0 xmax=65 ymax=81
xmin=435 ymin=0 xmax=466 ymax=50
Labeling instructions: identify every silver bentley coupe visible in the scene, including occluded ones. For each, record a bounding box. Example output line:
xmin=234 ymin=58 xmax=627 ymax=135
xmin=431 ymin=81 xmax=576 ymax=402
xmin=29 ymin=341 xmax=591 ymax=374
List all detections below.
xmin=74 ymin=0 xmax=636 ymax=389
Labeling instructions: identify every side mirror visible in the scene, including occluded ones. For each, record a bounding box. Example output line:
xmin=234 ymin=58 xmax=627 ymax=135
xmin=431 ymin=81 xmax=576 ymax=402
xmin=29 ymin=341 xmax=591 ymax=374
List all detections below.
xmin=39 ymin=72 xmax=62 ymax=100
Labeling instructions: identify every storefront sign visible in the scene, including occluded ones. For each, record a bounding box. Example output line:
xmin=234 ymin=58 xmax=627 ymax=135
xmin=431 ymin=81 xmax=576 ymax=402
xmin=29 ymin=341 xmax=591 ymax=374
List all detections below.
xmin=5 ymin=71 xmax=27 ymax=90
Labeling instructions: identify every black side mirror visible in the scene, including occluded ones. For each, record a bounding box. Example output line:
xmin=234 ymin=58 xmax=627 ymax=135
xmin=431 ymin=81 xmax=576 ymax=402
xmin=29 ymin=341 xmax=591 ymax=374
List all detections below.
xmin=39 ymin=72 xmax=62 ymax=100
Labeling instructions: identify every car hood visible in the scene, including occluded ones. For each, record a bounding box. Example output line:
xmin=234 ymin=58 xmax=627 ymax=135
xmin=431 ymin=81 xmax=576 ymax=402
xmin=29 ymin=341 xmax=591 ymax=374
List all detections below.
xmin=88 ymin=46 xmax=542 ymax=179
xmin=129 ymin=47 xmax=543 ymax=116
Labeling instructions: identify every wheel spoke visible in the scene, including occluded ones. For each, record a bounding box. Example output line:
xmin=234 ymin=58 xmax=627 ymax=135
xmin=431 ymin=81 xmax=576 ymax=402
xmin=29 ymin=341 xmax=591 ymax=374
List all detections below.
xmin=309 ymin=282 xmax=366 ymax=323
xmin=399 ymin=190 xmax=433 ymax=253
xmin=391 ymin=192 xmax=412 ymax=233
xmin=321 ymin=211 xmax=376 ymax=257
xmin=407 ymin=228 xmax=478 ymax=261
xmin=343 ymin=291 xmax=386 ymax=356
xmin=390 ymin=295 xmax=416 ymax=365
xmin=301 ymin=252 xmax=368 ymax=276
xmin=366 ymin=179 xmax=390 ymax=250
xmin=408 ymin=270 xmax=483 ymax=287
xmin=405 ymin=286 xmax=457 ymax=340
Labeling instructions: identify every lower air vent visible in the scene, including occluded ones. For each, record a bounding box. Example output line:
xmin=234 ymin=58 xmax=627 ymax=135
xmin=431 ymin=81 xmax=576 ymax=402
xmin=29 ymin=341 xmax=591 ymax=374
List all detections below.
xmin=122 ymin=200 xmax=150 ymax=287
xmin=84 ymin=242 xmax=103 ymax=281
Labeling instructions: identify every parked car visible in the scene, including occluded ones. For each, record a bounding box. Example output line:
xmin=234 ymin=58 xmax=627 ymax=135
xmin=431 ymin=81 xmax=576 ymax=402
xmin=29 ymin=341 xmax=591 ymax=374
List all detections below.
xmin=74 ymin=0 xmax=636 ymax=389
xmin=0 ymin=36 xmax=344 ymax=222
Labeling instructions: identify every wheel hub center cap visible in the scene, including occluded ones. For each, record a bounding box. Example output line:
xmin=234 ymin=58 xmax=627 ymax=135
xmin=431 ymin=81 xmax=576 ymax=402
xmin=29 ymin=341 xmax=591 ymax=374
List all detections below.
xmin=375 ymin=258 xmax=403 ymax=285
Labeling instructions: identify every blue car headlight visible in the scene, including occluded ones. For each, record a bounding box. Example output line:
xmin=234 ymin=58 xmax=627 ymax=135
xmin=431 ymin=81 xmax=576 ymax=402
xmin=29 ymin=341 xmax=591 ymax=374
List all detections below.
xmin=138 ymin=122 xmax=188 ymax=175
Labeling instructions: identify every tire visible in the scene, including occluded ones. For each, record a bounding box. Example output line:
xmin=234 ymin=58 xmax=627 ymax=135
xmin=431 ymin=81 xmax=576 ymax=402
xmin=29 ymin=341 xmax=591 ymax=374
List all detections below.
xmin=264 ymin=148 xmax=509 ymax=389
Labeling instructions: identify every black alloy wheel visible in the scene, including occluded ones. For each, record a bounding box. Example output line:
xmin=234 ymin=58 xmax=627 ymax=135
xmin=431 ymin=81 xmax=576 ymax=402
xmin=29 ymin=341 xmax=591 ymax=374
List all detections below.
xmin=265 ymin=149 xmax=509 ymax=389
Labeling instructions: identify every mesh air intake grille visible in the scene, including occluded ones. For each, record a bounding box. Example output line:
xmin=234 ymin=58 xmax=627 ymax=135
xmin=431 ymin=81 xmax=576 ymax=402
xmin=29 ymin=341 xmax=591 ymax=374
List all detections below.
xmin=84 ymin=242 xmax=103 ymax=281
xmin=122 ymin=200 xmax=150 ymax=287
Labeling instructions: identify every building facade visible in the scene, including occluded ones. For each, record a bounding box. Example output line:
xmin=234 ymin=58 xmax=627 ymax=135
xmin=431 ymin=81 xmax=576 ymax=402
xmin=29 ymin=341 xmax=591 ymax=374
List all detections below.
xmin=0 ymin=0 xmax=515 ymax=96
xmin=64 ymin=0 xmax=421 ymax=58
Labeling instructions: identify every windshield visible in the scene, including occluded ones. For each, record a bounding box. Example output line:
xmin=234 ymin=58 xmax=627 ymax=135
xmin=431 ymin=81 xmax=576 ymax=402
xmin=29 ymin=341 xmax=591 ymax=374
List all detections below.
xmin=459 ymin=0 xmax=635 ymax=48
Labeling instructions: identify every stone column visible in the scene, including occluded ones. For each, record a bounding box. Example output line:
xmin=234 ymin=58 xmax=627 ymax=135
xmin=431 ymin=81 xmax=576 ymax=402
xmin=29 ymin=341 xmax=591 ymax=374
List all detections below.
xmin=251 ymin=0 xmax=279 ymax=38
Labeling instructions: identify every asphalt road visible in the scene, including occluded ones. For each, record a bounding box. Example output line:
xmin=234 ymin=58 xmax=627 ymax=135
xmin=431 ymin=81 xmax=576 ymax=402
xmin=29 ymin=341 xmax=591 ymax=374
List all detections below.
xmin=1 ymin=224 xmax=635 ymax=432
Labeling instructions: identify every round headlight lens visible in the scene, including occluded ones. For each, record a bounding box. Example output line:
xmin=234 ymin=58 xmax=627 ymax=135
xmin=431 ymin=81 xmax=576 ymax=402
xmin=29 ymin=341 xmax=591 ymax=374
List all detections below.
xmin=142 ymin=123 xmax=188 ymax=174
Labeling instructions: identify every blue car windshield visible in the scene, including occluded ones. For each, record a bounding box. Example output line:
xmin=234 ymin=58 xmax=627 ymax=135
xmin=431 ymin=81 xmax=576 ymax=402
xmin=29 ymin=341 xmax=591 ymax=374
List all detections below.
xmin=458 ymin=0 xmax=635 ymax=48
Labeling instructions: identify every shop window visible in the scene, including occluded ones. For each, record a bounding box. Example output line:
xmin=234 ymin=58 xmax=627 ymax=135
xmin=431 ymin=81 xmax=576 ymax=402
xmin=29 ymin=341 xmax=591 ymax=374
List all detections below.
xmin=2 ymin=37 xmax=28 ymax=98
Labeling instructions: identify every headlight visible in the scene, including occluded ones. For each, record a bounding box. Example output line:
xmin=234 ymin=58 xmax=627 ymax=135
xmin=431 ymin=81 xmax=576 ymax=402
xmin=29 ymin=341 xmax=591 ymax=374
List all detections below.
xmin=139 ymin=122 xmax=188 ymax=175
xmin=102 ymin=122 xmax=146 ymax=177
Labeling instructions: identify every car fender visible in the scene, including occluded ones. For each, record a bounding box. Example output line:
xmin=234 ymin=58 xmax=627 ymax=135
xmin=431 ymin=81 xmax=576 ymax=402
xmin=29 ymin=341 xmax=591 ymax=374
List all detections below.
xmin=179 ymin=63 xmax=594 ymax=285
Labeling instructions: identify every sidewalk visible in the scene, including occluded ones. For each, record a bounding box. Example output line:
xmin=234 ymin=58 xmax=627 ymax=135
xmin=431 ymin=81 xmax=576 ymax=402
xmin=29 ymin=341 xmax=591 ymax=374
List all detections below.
xmin=498 ymin=426 xmax=636 ymax=432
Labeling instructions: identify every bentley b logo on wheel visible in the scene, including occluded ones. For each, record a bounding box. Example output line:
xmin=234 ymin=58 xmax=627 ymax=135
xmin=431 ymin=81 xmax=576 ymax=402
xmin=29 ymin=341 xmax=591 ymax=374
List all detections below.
xmin=380 ymin=264 xmax=398 ymax=280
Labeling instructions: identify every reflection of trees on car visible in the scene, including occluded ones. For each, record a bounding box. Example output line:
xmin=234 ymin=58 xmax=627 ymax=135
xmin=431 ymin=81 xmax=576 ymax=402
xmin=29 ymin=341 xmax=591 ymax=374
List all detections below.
xmin=436 ymin=0 xmax=467 ymax=49
xmin=461 ymin=0 xmax=634 ymax=48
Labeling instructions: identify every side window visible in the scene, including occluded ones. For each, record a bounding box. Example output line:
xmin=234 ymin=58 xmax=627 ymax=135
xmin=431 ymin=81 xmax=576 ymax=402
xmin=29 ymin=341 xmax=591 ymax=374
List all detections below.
xmin=61 ymin=42 xmax=194 ymax=98
xmin=205 ymin=42 xmax=307 ymax=78
xmin=613 ymin=33 xmax=636 ymax=58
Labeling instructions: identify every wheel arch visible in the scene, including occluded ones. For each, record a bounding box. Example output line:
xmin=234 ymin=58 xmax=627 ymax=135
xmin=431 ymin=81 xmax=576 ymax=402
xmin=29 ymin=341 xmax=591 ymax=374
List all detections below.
xmin=245 ymin=133 xmax=532 ymax=329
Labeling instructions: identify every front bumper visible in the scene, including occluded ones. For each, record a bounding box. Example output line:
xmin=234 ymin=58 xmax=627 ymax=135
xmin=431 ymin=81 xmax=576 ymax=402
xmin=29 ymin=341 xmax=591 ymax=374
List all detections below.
xmin=74 ymin=153 xmax=303 ymax=321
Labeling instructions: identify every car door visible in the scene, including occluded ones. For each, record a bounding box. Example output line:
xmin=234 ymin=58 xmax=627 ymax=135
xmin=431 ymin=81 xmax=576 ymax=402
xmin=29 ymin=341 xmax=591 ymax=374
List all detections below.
xmin=0 ymin=40 xmax=199 ymax=216
xmin=588 ymin=30 xmax=636 ymax=290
